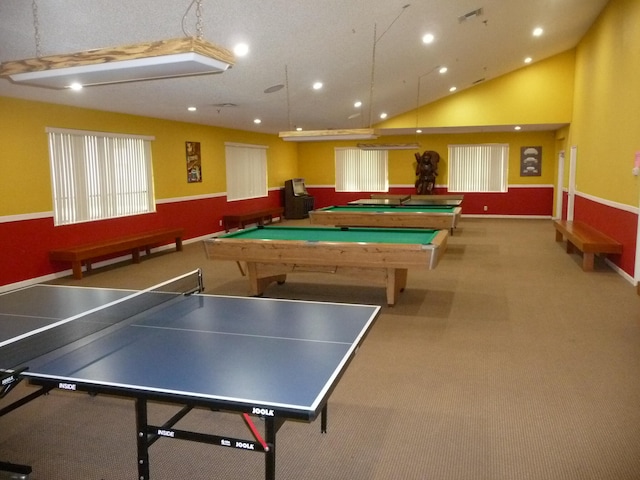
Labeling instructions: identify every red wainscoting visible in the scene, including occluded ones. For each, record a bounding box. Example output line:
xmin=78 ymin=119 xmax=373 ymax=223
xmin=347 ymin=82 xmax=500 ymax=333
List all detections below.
xmin=572 ymin=195 xmax=638 ymax=276
xmin=306 ymin=186 xmax=554 ymax=216
xmin=0 ymin=190 xmax=283 ymax=287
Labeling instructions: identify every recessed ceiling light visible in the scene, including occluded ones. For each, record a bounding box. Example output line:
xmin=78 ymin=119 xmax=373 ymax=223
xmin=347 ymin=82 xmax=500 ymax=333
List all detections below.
xmin=439 ymin=66 xmax=448 ymax=74
xmin=422 ymin=33 xmax=435 ymax=44
xmin=254 ymin=118 xmax=261 ymax=124
xmin=313 ymin=82 xmax=323 ymax=90
xmin=296 ymin=126 xmax=302 ymax=131
xmin=379 ymin=112 xmax=388 ymax=119
xmin=533 ymin=27 xmax=544 ymax=37
xmin=524 ymin=57 xmax=533 ymax=64
xmin=416 ymin=129 xmax=422 ymax=134
xmin=187 ymin=106 xmax=197 ymax=112
xmin=449 ymin=86 xmax=457 ymax=92
xmin=354 ymin=101 xmax=362 ymax=108
xmin=69 ymin=82 xmax=83 ymax=91
xmin=514 ymin=126 xmax=522 ymax=130
xmin=234 ymin=43 xmax=249 ymax=57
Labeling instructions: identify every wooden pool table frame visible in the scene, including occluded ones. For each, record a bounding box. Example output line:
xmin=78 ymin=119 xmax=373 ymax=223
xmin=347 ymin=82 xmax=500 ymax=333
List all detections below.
xmin=309 ymin=206 xmax=461 ymax=232
xmin=204 ymin=229 xmax=448 ymax=306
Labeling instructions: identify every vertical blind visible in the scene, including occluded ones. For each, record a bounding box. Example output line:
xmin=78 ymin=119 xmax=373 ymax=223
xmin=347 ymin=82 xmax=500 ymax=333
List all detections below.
xmin=448 ymin=144 xmax=508 ymax=192
xmin=335 ymin=148 xmax=388 ymax=192
xmin=47 ymin=128 xmax=155 ymax=225
xmin=225 ymin=143 xmax=268 ymax=201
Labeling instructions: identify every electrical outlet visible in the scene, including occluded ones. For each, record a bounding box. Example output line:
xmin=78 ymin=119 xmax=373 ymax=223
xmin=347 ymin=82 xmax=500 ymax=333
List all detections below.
xmin=219 ymin=220 xmax=223 ymax=226
xmin=483 ymin=205 xmax=488 ymax=211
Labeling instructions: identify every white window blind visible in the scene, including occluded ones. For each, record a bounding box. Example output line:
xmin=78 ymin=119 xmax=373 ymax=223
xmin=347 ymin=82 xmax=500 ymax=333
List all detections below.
xmin=448 ymin=144 xmax=508 ymax=192
xmin=225 ymin=143 xmax=268 ymax=201
xmin=47 ymin=128 xmax=155 ymax=226
xmin=335 ymin=148 xmax=388 ymax=192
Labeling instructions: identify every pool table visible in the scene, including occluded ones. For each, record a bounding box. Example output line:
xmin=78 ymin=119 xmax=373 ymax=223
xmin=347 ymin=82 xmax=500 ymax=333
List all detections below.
xmin=309 ymin=204 xmax=461 ymax=232
xmin=203 ymin=225 xmax=448 ymax=306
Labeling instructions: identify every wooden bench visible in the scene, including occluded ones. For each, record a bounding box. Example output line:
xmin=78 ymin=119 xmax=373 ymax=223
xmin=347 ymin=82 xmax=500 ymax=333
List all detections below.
xmin=553 ymin=220 xmax=622 ymax=271
xmin=222 ymin=207 xmax=284 ymax=232
xmin=50 ymin=227 xmax=184 ymax=279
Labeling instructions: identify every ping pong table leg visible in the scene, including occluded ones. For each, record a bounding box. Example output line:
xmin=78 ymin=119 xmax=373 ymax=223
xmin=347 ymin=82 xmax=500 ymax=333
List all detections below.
xmin=321 ymin=404 xmax=328 ymax=433
xmin=135 ymin=398 xmax=151 ymax=480
xmin=264 ymin=418 xmax=276 ymax=480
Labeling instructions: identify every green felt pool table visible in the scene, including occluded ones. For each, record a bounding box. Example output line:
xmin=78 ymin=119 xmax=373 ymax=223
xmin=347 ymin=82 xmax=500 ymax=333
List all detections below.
xmin=204 ymin=225 xmax=448 ymax=306
xmin=309 ymin=204 xmax=461 ymax=232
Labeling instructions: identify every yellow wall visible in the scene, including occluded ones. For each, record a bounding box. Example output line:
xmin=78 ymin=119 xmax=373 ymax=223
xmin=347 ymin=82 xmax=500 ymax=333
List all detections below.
xmin=384 ymin=50 xmax=575 ymax=129
xmin=568 ymin=0 xmax=640 ymax=206
xmin=296 ymin=51 xmax=572 ymax=188
xmin=4 ymin=0 xmax=639 ymax=217
xmin=297 ymin=131 xmax=557 ymax=187
xmin=0 ymin=97 xmax=298 ymax=216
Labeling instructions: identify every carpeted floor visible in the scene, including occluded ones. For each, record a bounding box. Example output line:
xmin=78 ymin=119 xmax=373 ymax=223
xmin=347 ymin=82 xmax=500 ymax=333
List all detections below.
xmin=1 ymin=218 xmax=639 ymax=480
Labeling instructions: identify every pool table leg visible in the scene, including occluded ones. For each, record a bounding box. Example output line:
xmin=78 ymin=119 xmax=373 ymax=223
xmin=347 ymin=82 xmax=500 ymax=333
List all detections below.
xmin=246 ymin=262 xmax=287 ymax=296
xmin=386 ymin=268 xmax=408 ymax=306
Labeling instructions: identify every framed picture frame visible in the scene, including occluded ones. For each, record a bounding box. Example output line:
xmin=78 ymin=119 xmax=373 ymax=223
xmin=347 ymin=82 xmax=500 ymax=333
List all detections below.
xmin=186 ymin=141 xmax=202 ymax=183
xmin=520 ymin=146 xmax=541 ymax=176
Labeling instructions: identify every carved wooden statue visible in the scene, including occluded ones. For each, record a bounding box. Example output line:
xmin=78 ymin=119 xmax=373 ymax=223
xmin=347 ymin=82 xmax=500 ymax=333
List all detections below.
xmin=415 ymin=150 xmax=440 ymax=195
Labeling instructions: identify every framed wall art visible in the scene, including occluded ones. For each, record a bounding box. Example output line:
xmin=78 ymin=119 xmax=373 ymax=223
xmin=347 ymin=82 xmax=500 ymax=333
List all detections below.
xmin=186 ymin=141 xmax=202 ymax=183
xmin=520 ymin=146 xmax=541 ymax=176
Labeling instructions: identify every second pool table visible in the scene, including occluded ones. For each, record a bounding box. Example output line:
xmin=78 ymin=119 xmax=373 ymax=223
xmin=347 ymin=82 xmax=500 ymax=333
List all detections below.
xmin=309 ymin=204 xmax=461 ymax=232
xmin=204 ymin=225 xmax=448 ymax=306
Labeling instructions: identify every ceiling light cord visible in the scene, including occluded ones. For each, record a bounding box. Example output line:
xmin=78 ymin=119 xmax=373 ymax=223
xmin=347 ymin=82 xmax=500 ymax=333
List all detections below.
xmin=31 ymin=0 xmax=41 ymax=57
xmin=368 ymin=23 xmax=377 ymax=129
xmin=415 ymin=65 xmax=441 ymax=134
xmin=367 ymin=4 xmax=410 ymax=128
xmin=285 ymin=65 xmax=292 ymax=131
xmin=182 ymin=0 xmax=205 ymax=40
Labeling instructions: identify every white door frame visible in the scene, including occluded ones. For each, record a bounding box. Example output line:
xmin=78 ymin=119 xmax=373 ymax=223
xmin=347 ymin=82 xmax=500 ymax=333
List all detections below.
xmin=567 ymin=146 xmax=578 ymax=221
xmin=555 ymin=150 xmax=565 ymax=219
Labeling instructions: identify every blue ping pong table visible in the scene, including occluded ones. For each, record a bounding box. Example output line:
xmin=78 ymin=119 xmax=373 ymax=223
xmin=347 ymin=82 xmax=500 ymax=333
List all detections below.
xmin=0 ymin=270 xmax=380 ymax=480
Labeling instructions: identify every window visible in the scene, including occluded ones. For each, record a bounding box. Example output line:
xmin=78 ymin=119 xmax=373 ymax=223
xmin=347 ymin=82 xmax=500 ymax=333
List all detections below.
xmin=225 ymin=143 xmax=268 ymax=201
xmin=448 ymin=144 xmax=508 ymax=192
xmin=335 ymin=148 xmax=388 ymax=192
xmin=47 ymin=127 xmax=155 ymax=226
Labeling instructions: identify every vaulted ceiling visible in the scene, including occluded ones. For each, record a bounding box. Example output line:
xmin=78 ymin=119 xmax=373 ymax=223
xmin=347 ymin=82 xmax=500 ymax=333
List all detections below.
xmin=0 ymin=0 xmax=609 ymax=135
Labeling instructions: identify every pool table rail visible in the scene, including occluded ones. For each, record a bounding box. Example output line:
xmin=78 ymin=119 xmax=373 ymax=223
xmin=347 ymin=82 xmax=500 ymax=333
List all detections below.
xmin=203 ymin=229 xmax=447 ymax=306
xmin=309 ymin=206 xmax=460 ymax=231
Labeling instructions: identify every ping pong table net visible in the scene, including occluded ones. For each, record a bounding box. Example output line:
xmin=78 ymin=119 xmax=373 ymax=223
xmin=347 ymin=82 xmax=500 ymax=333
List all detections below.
xmin=0 ymin=269 xmax=203 ymax=397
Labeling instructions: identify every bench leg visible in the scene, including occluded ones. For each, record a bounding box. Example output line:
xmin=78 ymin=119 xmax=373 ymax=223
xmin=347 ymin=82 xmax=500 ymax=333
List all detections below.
xmin=566 ymin=241 xmax=575 ymax=254
xmin=71 ymin=261 xmax=83 ymax=279
xmin=582 ymin=253 xmax=595 ymax=271
xmin=175 ymin=237 xmax=183 ymax=251
xmin=132 ymin=249 xmax=141 ymax=264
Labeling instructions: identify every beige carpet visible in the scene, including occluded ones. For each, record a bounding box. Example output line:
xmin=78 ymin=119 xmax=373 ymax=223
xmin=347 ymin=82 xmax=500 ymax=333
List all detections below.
xmin=1 ymin=218 xmax=639 ymax=480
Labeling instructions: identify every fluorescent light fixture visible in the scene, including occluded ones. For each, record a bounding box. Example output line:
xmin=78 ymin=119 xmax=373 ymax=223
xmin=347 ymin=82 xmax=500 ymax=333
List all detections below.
xmin=357 ymin=143 xmax=421 ymax=151
xmin=279 ymin=128 xmax=379 ymax=142
xmin=0 ymin=37 xmax=234 ymax=89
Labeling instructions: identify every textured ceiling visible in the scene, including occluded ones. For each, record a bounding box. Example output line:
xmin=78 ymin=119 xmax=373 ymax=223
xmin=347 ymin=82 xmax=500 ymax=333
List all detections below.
xmin=0 ymin=0 xmax=608 ymax=135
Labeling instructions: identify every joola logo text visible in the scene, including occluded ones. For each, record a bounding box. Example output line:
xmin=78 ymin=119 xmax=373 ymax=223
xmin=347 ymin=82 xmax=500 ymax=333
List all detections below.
xmin=252 ymin=407 xmax=274 ymax=416
xmin=235 ymin=441 xmax=255 ymax=450
xmin=58 ymin=382 xmax=76 ymax=390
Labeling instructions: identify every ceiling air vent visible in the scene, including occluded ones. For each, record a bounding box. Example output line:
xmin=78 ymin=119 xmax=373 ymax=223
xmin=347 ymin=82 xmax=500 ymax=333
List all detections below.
xmin=472 ymin=78 xmax=486 ymax=85
xmin=458 ymin=8 xmax=483 ymax=23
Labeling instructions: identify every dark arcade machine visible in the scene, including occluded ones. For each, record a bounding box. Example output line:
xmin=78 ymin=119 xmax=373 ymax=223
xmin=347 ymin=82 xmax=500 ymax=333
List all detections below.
xmin=283 ymin=178 xmax=315 ymax=219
